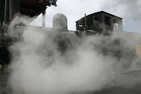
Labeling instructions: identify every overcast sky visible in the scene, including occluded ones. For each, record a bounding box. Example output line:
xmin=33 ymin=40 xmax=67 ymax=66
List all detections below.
xmin=31 ymin=0 xmax=141 ymax=33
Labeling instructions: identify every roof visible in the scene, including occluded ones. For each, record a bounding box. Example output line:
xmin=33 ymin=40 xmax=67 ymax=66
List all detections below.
xmin=94 ymin=11 xmax=122 ymax=19
xmin=76 ymin=11 xmax=122 ymax=23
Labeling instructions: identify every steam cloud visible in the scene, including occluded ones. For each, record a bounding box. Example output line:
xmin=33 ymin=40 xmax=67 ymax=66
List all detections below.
xmin=6 ymin=16 xmax=141 ymax=94
xmin=100 ymin=0 xmax=141 ymax=23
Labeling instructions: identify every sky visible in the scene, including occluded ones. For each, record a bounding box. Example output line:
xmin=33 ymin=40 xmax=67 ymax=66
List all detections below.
xmin=31 ymin=0 xmax=141 ymax=33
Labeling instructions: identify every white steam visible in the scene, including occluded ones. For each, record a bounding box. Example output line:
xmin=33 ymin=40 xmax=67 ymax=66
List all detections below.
xmin=7 ymin=16 xmax=141 ymax=94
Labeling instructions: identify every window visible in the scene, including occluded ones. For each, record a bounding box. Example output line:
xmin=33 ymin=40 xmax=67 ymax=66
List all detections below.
xmin=113 ymin=19 xmax=118 ymax=31
xmin=105 ymin=16 xmax=111 ymax=27
xmin=93 ymin=16 xmax=99 ymax=27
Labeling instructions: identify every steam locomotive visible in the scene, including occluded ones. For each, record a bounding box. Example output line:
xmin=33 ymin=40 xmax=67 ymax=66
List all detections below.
xmin=0 ymin=0 xmax=140 ymax=74
xmin=0 ymin=0 xmax=140 ymax=72
xmin=0 ymin=0 xmax=141 ymax=94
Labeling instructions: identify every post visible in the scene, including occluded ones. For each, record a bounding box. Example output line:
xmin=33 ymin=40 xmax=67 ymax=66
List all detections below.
xmin=4 ymin=0 xmax=8 ymax=23
xmin=84 ymin=13 xmax=87 ymax=27
xmin=42 ymin=10 xmax=46 ymax=27
xmin=118 ymin=19 xmax=123 ymax=32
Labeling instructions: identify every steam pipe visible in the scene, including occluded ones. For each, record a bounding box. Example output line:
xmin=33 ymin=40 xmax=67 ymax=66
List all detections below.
xmin=1 ymin=0 xmax=8 ymax=47
xmin=4 ymin=0 xmax=7 ymax=23
xmin=9 ymin=0 xmax=11 ymax=21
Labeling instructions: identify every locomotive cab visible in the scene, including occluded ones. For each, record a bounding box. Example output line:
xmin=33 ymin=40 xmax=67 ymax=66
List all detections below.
xmin=76 ymin=11 xmax=123 ymax=35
